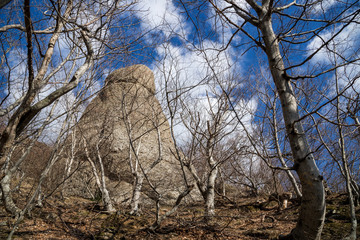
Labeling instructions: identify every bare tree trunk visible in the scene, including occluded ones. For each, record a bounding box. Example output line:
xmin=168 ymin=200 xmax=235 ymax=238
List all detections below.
xmin=0 ymin=173 xmax=20 ymax=216
xmin=218 ymin=168 xmax=226 ymax=196
xmin=343 ymin=154 xmax=357 ymax=240
xmin=96 ymin=143 xmax=115 ymax=213
xmin=62 ymin=128 xmax=76 ymax=197
xmin=150 ymin=185 xmax=194 ymax=231
xmin=130 ymin=173 xmax=144 ymax=215
xmin=347 ymin=113 xmax=360 ymax=206
xmin=335 ymin=69 xmax=357 ymax=240
xmin=260 ymin=19 xmax=325 ymax=240
xmin=205 ymin=155 xmax=218 ymax=219
xmin=84 ymin=139 xmax=115 ymax=212
xmin=350 ymin=180 xmax=359 ymax=206
xmin=0 ymin=145 xmax=17 ymax=215
xmin=272 ymin=101 xmax=302 ymax=199
xmin=35 ymin=185 xmax=43 ymax=208
xmin=204 ymin=120 xmax=218 ymax=219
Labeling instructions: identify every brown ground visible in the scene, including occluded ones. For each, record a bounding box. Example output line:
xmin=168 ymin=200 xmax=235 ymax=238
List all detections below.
xmin=0 ymin=194 xmax=358 ymax=239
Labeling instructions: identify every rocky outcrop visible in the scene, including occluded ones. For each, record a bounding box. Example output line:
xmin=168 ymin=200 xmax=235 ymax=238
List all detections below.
xmin=60 ymin=65 xmax=192 ymax=205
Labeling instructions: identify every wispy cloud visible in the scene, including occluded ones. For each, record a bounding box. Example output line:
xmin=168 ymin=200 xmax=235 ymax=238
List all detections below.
xmin=307 ymin=15 xmax=360 ymax=91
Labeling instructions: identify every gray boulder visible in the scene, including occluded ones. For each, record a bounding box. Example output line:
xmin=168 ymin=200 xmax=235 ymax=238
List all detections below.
xmin=61 ymin=65 xmax=194 ymax=205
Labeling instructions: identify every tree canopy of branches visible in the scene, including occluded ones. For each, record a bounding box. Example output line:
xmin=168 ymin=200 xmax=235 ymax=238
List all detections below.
xmin=174 ymin=0 xmax=360 ymax=239
xmin=0 ymin=0 xmax=144 ymax=217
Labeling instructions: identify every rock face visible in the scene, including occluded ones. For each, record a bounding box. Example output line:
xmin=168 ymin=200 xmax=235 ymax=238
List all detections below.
xmin=61 ymin=65 xmax=190 ymax=204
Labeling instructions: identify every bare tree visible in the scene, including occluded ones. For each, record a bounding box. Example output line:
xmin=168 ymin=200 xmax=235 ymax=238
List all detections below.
xmin=5 ymin=94 xmax=89 ymax=239
xmin=180 ymin=91 xmax=242 ymax=219
xmin=0 ymin=0 xmax=140 ymax=217
xmin=308 ymin=55 xmax=359 ymax=239
xmin=255 ymin=80 xmax=302 ymax=198
xmin=184 ymin=1 xmax=360 ymax=238
xmin=0 ymin=1 xmax=94 ymax=183
xmin=121 ymin=98 xmax=165 ymax=215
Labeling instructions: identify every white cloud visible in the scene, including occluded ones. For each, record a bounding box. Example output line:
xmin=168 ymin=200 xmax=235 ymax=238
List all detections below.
xmin=307 ymin=17 xmax=360 ymax=92
xmin=152 ymin=37 xmax=256 ymax=144
xmin=131 ymin=0 xmax=257 ymax=145
xmin=214 ymin=0 xmax=248 ymax=25
xmin=308 ymin=0 xmax=338 ymax=14
xmin=136 ymin=0 xmax=188 ymax=37
xmin=3 ymin=48 xmax=28 ymax=105
xmin=307 ymin=20 xmax=360 ymax=64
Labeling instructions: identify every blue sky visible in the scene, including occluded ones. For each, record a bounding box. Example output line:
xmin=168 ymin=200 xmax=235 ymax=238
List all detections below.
xmin=0 ymin=0 xmax=360 ymax=186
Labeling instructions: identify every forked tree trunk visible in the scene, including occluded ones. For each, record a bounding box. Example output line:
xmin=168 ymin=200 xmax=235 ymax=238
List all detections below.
xmin=84 ymin=140 xmax=115 ymax=213
xmin=260 ymin=18 xmax=325 ymax=240
xmin=150 ymin=185 xmax=194 ymax=230
xmin=87 ymin=156 xmax=115 ymax=212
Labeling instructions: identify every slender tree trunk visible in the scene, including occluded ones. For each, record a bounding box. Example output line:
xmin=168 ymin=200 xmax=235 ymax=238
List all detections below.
xmin=84 ymin=140 xmax=115 ymax=212
xmin=343 ymin=153 xmax=357 ymax=240
xmin=218 ymin=168 xmax=226 ymax=196
xmin=62 ymin=129 xmax=76 ymax=196
xmin=130 ymin=173 xmax=144 ymax=215
xmin=35 ymin=185 xmax=43 ymax=207
xmin=96 ymin=143 xmax=115 ymax=213
xmin=336 ymin=68 xmax=357 ymax=240
xmin=350 ymin=180 xmax=359 ymax=206
xmin=260 ymin=19 xmax=325 ymax=239
xmin=87 ymin=156 xmax=114 ymax=212
xmin=205 ymin=156 xmax=218 ymax=219
xmin=273 ymin=104 xmax=302 ymax=199
xmin=150 ymin=185 xmax=194 ymax=231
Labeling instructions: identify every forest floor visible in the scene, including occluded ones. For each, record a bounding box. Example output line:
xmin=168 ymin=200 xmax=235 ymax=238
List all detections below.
xmin=0 ymin=193 xmax=359 ymax=239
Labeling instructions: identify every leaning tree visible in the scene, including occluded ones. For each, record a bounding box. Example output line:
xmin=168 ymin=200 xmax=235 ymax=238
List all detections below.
xmin=176 ymin=0 xmax=360 ymax=239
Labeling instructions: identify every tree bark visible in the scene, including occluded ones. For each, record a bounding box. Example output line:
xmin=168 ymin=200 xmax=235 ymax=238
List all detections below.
xmin=205 ymin=155 xmax=218 ymax=219
xmin=0 ymin=173 xmax=20 ymax=216
xmin=130 ymin=174 xmax=144 ymax=215
xmin=273 ymin=102 xmax=302 ymax=199
xmin=96 ymin=143 xmax=115 ymax=213
xmin=260 ymin=18 xmax=325 ymax=239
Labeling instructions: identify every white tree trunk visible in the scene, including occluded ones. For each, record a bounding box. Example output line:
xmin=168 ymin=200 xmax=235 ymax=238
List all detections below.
xmin=96 ymin=143 xmax=115 ymax=213
xmin=84 ymin=140 xmax=115 ymax=212
xmin=205 ymin=156 xmax=218 ymax=219
xmin=260 ymin=18 xmax=325 ymax=240
xmin=336 ymin=69 xmax=357 ymax=240
xmin=273 ymin=107 xmax=302 ymax=199
xmin=0 ymin=172 xmax=20 ymax=216
xmin=343 ymin=155 xmax=357 ymax=240
xmin=130 ymin=174 xmax=144 ymax=215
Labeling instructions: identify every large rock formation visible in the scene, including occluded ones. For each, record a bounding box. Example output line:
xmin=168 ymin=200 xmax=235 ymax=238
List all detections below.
xmin=60 ymin=65 xmax=191 ymax=205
